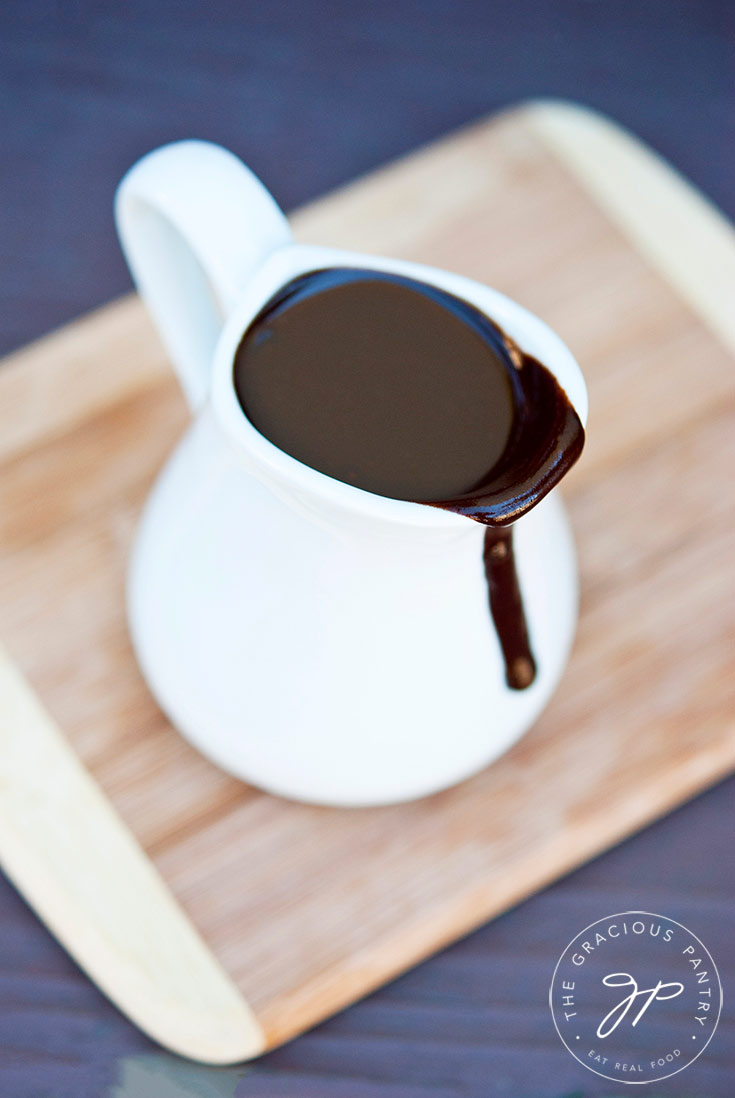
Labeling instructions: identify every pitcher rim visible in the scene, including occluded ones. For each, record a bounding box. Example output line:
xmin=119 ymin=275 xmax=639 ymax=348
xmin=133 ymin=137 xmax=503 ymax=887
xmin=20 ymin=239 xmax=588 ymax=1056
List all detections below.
xmin=210 ymin=242 xmax=588 ymax=529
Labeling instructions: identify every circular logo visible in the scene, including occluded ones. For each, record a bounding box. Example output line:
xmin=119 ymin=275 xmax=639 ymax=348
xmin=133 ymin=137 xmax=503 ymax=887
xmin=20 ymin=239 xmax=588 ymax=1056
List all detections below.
xmin=549 ymin=911 xmax=722 ymax=1084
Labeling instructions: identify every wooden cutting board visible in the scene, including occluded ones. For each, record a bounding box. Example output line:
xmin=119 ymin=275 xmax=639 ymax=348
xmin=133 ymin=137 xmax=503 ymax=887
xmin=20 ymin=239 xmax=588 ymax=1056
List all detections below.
xmin=0 ymin=101 xmax=733 ymax=1065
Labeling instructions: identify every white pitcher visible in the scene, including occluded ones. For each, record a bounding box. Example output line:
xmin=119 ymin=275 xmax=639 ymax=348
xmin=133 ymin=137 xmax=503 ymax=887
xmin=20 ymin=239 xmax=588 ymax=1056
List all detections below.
xmin=115 ymin=140 xmax=588 ymax=807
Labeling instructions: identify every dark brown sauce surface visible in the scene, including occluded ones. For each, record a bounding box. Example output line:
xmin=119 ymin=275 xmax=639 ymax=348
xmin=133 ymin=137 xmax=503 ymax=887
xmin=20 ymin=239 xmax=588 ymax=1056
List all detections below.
xmin=483 ymin=528 xmax=537 ymax=690
xmin=234 ymin=269 xmax=584 ymax=690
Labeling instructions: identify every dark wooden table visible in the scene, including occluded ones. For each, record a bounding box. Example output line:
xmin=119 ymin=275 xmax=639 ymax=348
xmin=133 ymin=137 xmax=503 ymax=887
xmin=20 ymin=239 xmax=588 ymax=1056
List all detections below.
xmin=0 ymin=3 xmax=732 ymax=1095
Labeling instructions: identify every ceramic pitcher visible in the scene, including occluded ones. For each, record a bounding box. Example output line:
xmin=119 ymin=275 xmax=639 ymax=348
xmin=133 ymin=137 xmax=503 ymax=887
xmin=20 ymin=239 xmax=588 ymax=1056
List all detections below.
xmin=115 ymin=140 xmax=587 ymax=806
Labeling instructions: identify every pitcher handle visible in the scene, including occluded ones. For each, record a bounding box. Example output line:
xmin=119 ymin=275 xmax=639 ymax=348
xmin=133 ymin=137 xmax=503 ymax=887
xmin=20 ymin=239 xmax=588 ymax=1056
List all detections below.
xmin=115 ymin=141 xmax=291 ymax=410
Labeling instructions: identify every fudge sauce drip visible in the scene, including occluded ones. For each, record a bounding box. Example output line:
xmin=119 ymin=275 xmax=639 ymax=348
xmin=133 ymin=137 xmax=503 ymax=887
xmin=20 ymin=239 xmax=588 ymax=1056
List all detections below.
xmin=234 ymin=269 xmax=584 ymax=691
xmin=483 ymin=529 xmax=536 ymax=691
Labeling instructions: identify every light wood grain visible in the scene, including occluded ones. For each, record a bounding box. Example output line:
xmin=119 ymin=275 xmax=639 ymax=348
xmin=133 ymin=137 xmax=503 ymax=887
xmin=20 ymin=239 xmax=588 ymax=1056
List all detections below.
xmin=527 ymin=100 xmax=735 ymax=356
xmin=0 ymin=647 xmax=264 ymax=1063
xmin=0 ymin=102 xmax=733 ymax=1061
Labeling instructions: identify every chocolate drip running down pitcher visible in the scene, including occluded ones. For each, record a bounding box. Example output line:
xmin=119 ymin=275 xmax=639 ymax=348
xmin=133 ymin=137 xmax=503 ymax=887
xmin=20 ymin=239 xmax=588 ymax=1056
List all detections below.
xmin=115 ymin=141 xmax=587 ymax=806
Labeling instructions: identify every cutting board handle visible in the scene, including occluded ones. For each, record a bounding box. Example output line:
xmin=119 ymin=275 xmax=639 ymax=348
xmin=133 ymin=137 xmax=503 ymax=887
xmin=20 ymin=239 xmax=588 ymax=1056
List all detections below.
xmin=115 ymin=141 xmax=291 ymax=410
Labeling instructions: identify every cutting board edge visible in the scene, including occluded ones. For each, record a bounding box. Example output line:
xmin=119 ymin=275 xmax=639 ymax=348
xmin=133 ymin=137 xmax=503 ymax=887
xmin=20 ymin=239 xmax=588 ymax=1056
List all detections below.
xmin=524 ymin=99 xmax=735 ymax=355
xmin=0 ymin=647 xmax=266 ymax=1065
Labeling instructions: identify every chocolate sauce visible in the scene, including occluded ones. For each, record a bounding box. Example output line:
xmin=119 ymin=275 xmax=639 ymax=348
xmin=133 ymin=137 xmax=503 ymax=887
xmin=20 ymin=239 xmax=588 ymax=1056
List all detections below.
xmin=483 ymin=529 xmax=536 ymax=690
xmin=234 ymin=269 xmax=584 ymax=690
